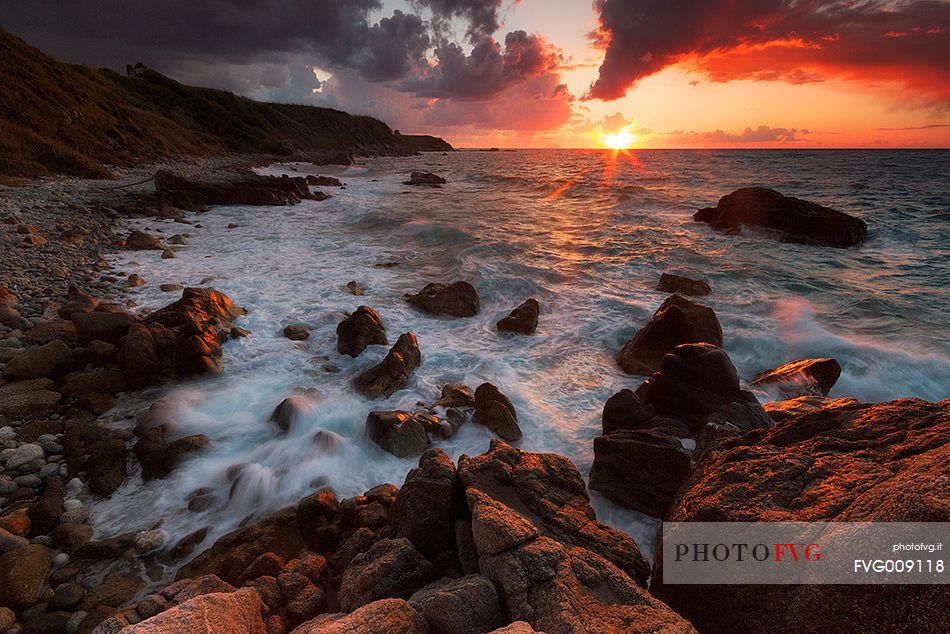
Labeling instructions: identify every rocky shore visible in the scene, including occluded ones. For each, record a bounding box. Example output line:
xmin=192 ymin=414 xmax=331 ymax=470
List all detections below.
xmin=0 ymin=165 xmax=947 ymax=634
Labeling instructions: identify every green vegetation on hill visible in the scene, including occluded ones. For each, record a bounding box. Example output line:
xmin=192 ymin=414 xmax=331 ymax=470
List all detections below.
xmin=0 ymin=29 xmax=451 ymax=178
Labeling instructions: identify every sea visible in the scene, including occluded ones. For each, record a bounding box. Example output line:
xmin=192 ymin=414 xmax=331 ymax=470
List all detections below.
xmin=90 ymin=149 xmax=950 ymax=574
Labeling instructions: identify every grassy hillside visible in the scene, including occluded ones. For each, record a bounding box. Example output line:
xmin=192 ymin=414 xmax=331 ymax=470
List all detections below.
xmin=0 ymin=29 xmax=451 ymax=178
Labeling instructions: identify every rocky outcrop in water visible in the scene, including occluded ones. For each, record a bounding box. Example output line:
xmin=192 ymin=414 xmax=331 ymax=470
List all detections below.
xmin=404 ymin=171 xmax=446 ymax=187
xmin=616 ymin=294 xmax=723 ymax=375
xmin=751 ymin=357 xmax=841 ymax=397
xmin=472 ymin=383 xmax=522 ymax=442
xmin=336 ymin=306 xmax=387 ymax=358
xmin=496 ymin=298 xmax=540 ymax=334
xmin=656 ymin=273 xmax=710 ymax=296
xmin=406 ymin=282 xmax=479 ymax=317
xmin=353 ymin=333 xmax=421 ymax=398
xmin=650 ymin=397 xmax=950 ymax=633
xmin=154 ymin=169 xmax=320 ymax=207
xmin=365 ymin=410 xmax=446 ymax=457
xmin=694 ymin=187 xmax=868 ymax=248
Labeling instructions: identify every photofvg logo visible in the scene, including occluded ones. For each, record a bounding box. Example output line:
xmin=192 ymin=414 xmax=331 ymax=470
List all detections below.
xmin=662 ymin=522 xmax=947 ymax=585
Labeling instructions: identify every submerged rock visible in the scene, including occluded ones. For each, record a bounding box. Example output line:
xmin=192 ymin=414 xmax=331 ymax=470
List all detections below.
xmin=406 ymin=281 xmax=479 ymax=317
xmin=496 ymin=298 xmax=540 ymax=334
xmin=353 ymin=333 xmax=421 ymax=398
xmin=404 ymin=171 xmax=446 ymax=187
xmin=617 ymin=294 xmax=723 ymax=375
xmin=336 ymin=306 xmax=387 ymax=357
xmin=283 ymin=324 xmax=311 ymax=341
xmin=656 ymin=272 xmax=711 ymax=296
xmin=472 ymin=383 xmax=522 ymax=441
xmin=751 ymin=357 xmax=841 ymax=397
xmin=126 ymin=230 xmax=162 ymax=250
xmin=694 ymin=187 xmax=868 ymax=248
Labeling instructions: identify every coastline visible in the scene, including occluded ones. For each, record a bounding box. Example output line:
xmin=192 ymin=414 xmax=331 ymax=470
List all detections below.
xmin=0 ymin=156 xmax=947 ymax=634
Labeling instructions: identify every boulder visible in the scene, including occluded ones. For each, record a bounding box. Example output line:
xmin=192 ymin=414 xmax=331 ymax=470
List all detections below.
xmin=651 ymin=398 xmax=949 ymax=633
xmin=283 ymin=324 xmax=311 ymax=341
xmin=472 ymin=383 xmax=522 ymax=441
xmin=155 ymin=169 xmax=317 ymax=206
xmin=406 ymin=282 xmax=479 ymax=317
xmin=126 ymin=230 xmax=162 ymax=250
xmin=433 ymin=383 xmax=475 ymax=408
xmin=176 ymin=507 xmax=307 ymax=586
xmin=404 ymin=171 xmax=447 ymax=186
xmin=465 ymin=490 xmax=694 ymax=633
xmin=306 ymin=175 xmax=343 ymax=187
xmin=269 ymin=395 xmax=315 ymax=433
xmin=63 ymin=419 xmax=127 ymax=496
xmin=336 ymin=306 xmax=387 ymax=357
xmin=291 ymin=598 xmax=428 ymax=634
xmin=458 ymin=440 xmax=650 ymax=585
xmin=71 ymin=310 xmax=137 ymax=344
xmin=337 ymin=537 xmax=434 ymax=611
xmin=122 ymin=587 xmax=266 ymax=633
xmin=751 ymin=357 xmax=842 ymax=397
xmin=617 ymin=294 xmax=722 ymax=375
xmin=61 ymin=368 xmax=127 ymax=396
xmin=58 ymin=285 xmax=99 ymax=317
xmin=2 ymin=339 xmax=73 ymax=379
xmin=390 ymin=449 xmax=460 ymax=558
xmin=601 ymin=388 xmax=653 ymax=434
xmin=496 ymin=298 xmax=540 ymax=334
xmin=694 ymin=187 xmax=868 ymax=248
xmin=656 ymin=273 xmax=711 ymax=296
xmin=353 ymin=333 xmax=421 ymax=398
xmin=0 ymin=389 xmax=61 ymax=417
xmin=133 ymin=424 xmax=209 ymax=480
xmin=589 ymin=430 xmax=692 ymax=517
xmin=29 ymin=475 xmax=66 ymax=535
xmin=409 ymin=575 xmax=502 ymax=634
xmin=365 ymin=410 xmax=437 ymax=458
xmin=638 ymin=343 xmax=769 ymax=432
xmin=0 ymin=544 xmax=52 ymax=608
xmin=0 ymin=284 xmax=15 ymax=307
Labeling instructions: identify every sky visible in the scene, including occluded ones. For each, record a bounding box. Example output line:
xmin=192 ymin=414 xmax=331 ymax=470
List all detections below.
xmin=2 ymin=0 xmax=949 ymax=148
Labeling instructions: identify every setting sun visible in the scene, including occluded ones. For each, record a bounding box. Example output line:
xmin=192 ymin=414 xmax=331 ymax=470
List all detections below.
xmin=603 ymin=125 xmax=637 ymax=149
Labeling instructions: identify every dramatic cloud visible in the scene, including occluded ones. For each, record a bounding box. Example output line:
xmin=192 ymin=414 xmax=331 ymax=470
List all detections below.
xmin=413 ymin=0 xmax=505 ymax=40
xmin=656 ymin=125 xmax=807 ymax=146
xmin=587 ymin=0 xmax=950 ymax=107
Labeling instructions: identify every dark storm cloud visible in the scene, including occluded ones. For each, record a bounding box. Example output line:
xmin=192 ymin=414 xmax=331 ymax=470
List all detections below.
xmin=587 ymin=0 xmax=950 ymax=104
xmin=412 ymin=0 xmax=504 ymax=40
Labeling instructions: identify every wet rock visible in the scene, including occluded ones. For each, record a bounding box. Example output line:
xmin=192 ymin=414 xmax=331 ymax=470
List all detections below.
xmin=601 ymin=388 xmax=653 ymax=434
xmin=155 ymin=169 xmax=317 ymax=206
xmin=52 ymin=523 xmax=94 ymax=553
xmin=269 ymin=395 xmax=315 ymax=433
xmin=406 ymin=281 xmax=479 ymax=317
xmin=472 ymin=383 xmax=522 ymax=442
xmin=391 ymin=449 xmax=460 ymax=559
xmin=306 ymin=175 xmax=343 ymax=187
xmin=161 ymin=248 xmax=176 ymax=259
xmin=29 ymin=475 xmax=66 ymax=535
xmin=283 ymin=324 xmax=311 ymax=341
xmin=63 ymin=419 xmax=127 ymax=495
xmin=751 ymin=357 xmax=842 ymax=398
xmin=160 ymin=284 xmax=183 ymax=293
xmin=126 ymin=230 xmax=162 ymax=250
xmin=82 ymin=573 xmax=144 ymax=610
xmin=126 ymin=273 xmax=146 ymax=287
xmin=656 ymin=272 xmax=711 ymax=296
xmin=5 ymin=442 xmax=44 ymax=469
xmin=2 ymin=339 xmax=73 ymax=379
xmin=336 ymin=306 xmax=387 ymax=357
xmin=61 ymin=369 xmax=126 ymax=397
xmin=637 ymin=343 xmax=769 ymax=432
xmin=0 ymin=543 xmax=53 ymax=608
xmin=122 ymin=587 xmax=266 ymax=633
xmin=365 ymin=411 xmax=435 ymax=458
xmin=133 ymin=425 xmax=210 ymax=480
xmin=338 ymin=537 xmax=434 ymax=611
xmin=404 ymin=171 xmax=446 ymax=187
xmin=71 ymin=310 xmax=136 ymax=344
xmin=176 ymin=508 xmax=307 ymax=586
xmin=353 ymin=333 xmax=421 ymax=398
xmin=459 ymin=440 xmax=650 ymax=585
xmin=58 ymin=286 xmax=99 ymax=317
xmin=292 ymin=598 xmax=428 ymax=634
xmin=617 ymin=294 xmax=722 ymax=376
xmin=344 ymin=281 xmax=363 ymax=296
xmin=590 ymin=430 xmax=692 ymax=517
xmin=433 ymin=383 xmax=475 ymax=408
xmin=296 ymin=490 xmax=340 ymax=551
xmin=50 ymin=583 xmax=86 ymax=610
xmin=694 ymin=187 xmax=868 ymax=248
xmin=279 ymin=553 xmax=327 ymax=622
xmin=496 ymin=298 xmax=540 ymax=334
xmin=409 ymin=575 xmax=502 ymax=634
xmin=0 ymin=389 xmax=61 ymax=417
xmin=651 ymin=398 xmax=949 ymax=633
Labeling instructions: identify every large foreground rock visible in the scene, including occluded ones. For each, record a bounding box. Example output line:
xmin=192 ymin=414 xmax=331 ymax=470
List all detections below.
xmin=337 ymin=537 xmax=434 ymax=611
xmin=409 ymin=575 xmax=502 ymax=634
xmin=353 ymin=333 xmax=421 ymax=398
xmin=390 ymin=449 xmax=460 ymax=559
xmin=0 ymin=544 xmax=53 ymax=608
xmin=292 ymin=598 xmax=428 ymax=634
xmin=617 ymin=294 xmax=722 ymax=375
xmin=2 ymin=339 xmax=73 ymax=379
xmin=694 ymin=187 xmax=868 ymax=248
xmin=155 ymin=169 xmax=317 ymax=206
xmin=651 ymin=397 xmax=950 ymax=633
xmin=458 ymin=440 xmax=650 ymax=585
xmin=406 ymin=282 xmax=479 ymax=317
xmin=120 ymin=587 xmax=266 ymax=633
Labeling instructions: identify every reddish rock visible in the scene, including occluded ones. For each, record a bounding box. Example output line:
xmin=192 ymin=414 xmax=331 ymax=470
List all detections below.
xmin=751 ymin=357 xmax=842 ymax=397
xmin=366 ymin=410 xmax=446 ymax=458
xmin=2 ymin=339 xmax=73 ymax=379
xmin=291 ymin=598 xmax=428 ymax=634
xmin=126 ymin=230 xmax=162 ymax=250
xmin=353 ymin=333 xmax=421 ymax=398
xmin=409 ymin=575 xmax=502 ymax=634
xmin=336 ymin=306 xmax=387 ymax=357
xmin=496 ymin=298 xmax=540 ymax=334
xmin=406 ymin=281 xmax=479 ymax=317
xmin=390 ymin=449 xmax=460 ymax=559
xmin=123 ymin=587 xmax=266 ymax=633
xmin=472 ymin=383 xmax=521 ymax=442
xmin=617 ymin=294 xmax=722 ymax=375
xmin=651 ymin=398 xmax=950 ymax=633
xmin=0 ymin=544 xmax=53 ymax=608
xmin=337 ymin=537 xmax=434 ymax=611
xmin=71 ymin=310 xmax=137 ymax=344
